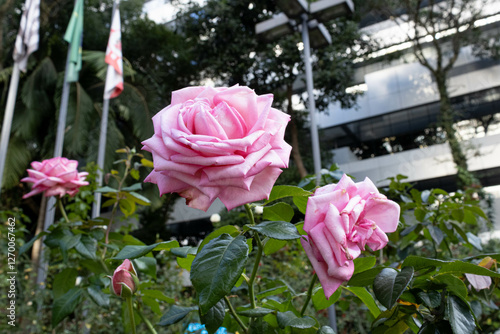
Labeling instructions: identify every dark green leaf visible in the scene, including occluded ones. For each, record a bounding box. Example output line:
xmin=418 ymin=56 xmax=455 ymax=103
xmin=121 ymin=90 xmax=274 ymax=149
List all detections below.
xmin=190 ymin=234 xmax=249 ymax=314
xmin=451 ymin=209 xmax=464 ymax=222
xmin=53 ymin=268 xmax=78 ymax=299
xmin=201 ymin=299 xmax=225 ymax=334
xmin=414 ymin=208 xmax=426 ymax=222
xmin=276 ymin=311 xmax=316 ymax=329
xmin=170 ymin=246 xmax=198 ymax=258
xmin=256 ymin=286 xmax=288 ymax=300
xmin=348 ymin=267 xmax=384 ymax=287
xmin=158 ymin=305 xmax=198 ymax=326
xmin=52 ymin=288 xmax=83 ymax=328
xmin=74 ymin=235 xmax=97 ymax=260
xmin=133 ymin=257 xmax=157 ymax=279
xmin=402 ymin=256 xmax=447 ymax=271
xmin=263 ymin=202 xmax=295 ymax=222
xmin=373 ymin=267 xmax=414 ymax=309
xmin=446 ymin=295 xmax=475 ymax=334
xmin=428 ymin=225 xmax=444 ymax=246
xmin=465 ymin=232 xmax=482 ymax=251
xmin=247 ymin=221 xmax=301 ymax=240
xmin=433 ymin=274 xmax=468 ymax=303
xmin=87 ymin=285 xmax=110 ymax=308
xmin=237 ymin=307 xmax=274 ymax=317
xmin=112 ymin=244 xmax=157 ymax=260
xmin=19 ymin=232 xmax=47 ymax=256
xmin=317 ymin=326 xmax=336 ymax=334
xmin=417 ymin=290 xmax=441 ymax=309
xmin=266 ymin=185 xmax=312 ymax=203
xmin=153 ymin=240 xmax=179 ymax=251
xmin=198 ymin=225 xmax=240 ymax=252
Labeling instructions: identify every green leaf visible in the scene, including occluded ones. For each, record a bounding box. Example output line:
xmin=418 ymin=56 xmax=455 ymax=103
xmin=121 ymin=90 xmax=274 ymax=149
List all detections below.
xmin=170 ymin=246 xmax=198 ymax=258
xmin=348 ymin=267 xmax=384 ymax=287
xmin=200 ymin=299 xmax=225 ymax=334
xmin=440 ymin=261 xmax=500 ymax=278
xmin=153 ymin=240 xmax=180 ymax=251
xmin=266 ymin=185 xmax=312 ymax=203
xmin=293 ymin=195 xmax=309 ymax=214
xmin=428 ymin=225 xmax=444 ymax=246
xmin=157 ymin=305 xmax=198 ymax=326
xmin=414 ymin=208 xmax=426 ymax=222
xmin=53 ymin=268 xmax=78 ymax=299
xmin=264 ymin=238 xmax=287 ymax=255
xmin=198 ymin=225 xmax=240 ymax=252
xmin=353 ymin=256 xmax=377 ymax=275
xmin=373 ymin=267 xmax=414 ymax=310
xmin=432 ymin=274 xmax=468 ymax=303
xmin=190 ymin=234 xmax=249 ymax=314
xmin=128 ymin=191 xmax=150 ymax=206
xmin=52 ymin=288 xmax=83 ymax=328
xmin=237 ymin=307 xmax=274 ymax=317
xmin=130 ymin=169 xmax=140 ymax=180
xmin=465 ymin=232 xmax=483 ymax=251
xmin=142 ymin=289 xmax=175 ymax=304
xmin=402 ymin=256 xmax=447 ymax=271
xmin=74 ymin=235 xmax=97 ymax=260
xmin=112 ymin=244 xmax=157 ymax=260
xmin=95 ymin=186 xmax=119 ymax=193
xmin=19 ymin=232 xmax=47 ymax=256
xmin=344 ymin=286 xmax=381 ymax=318
xmin=312 ymin=287 xmax=341 ymax=311
xmin=143 ymin=296 xmax=162 ymax=315
xmin=417 ymin=290 xmax=441 ymax=309
xmin=177 ymin=254 xmax=195 ymax=271
xmin=446 ymin=295 xmax=475 ymax=334
xmin=247 ymin=221 xmax=301 ymax=240
xmin=133 ymin=257 xmax=157 ymax=279
xmin=256 ymin=286 xmax=288 ymax=300
xmin=276 ymin=311 xmax=316 ymax=329
xmin=121 ymin=183 xmax=142 ymax=192
xmin=451 ymin=209 xmax=465 ymax=222
xmin=263 ymin=202 xmax=295 ymax=222
xmin=317 ymin=326 xmax=336 ymax=334
xmin=87 ymin=285 xmax=110 ymax=308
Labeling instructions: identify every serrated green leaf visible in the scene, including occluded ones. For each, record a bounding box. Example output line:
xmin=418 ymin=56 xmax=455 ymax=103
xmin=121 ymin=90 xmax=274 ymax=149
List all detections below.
xmin=276 ymin=311 xmax=316 ymax=329
xmin=433 ymin=274 xmax=468 ymax=303
xmin=402 ymin=256 xmax=447 ymax=271
xmin=373 ymin=267 xmax=414 ymax=310
xmin=53 ymin=268 xmax=78 ymax=299
xmin=74 ymin=235 xmax=97 ymax=260
xmin=198 ymin=225 xmax=240 ymax=252
xmin=237 ymin=307 xmax=274 ymax=317
xmin=190 ymin=234 xmax=249 ymax=314
xmin=293 ymin=195 xmax=308 ymax=214
xmin=263 ymin=202 xmax=295 ymax=222
xmin=201 ymin=299 xmax=225 ymax=334
xmin=87 ymin=285 xmax=110 ymax=308
xmin=446 ymin=295 xmax=475 ymax=334
xmin=158 ymin=305 xmax=198 ymax=326
xmin=348 ymin=267 xmax=384 ymax=287
xmin=247 ymin=221 xmax=301 ymax=240
xmin=256 ymin=286 xmax=288 ymax=300
xmin=52 ymin=288 xmax=83 ymax=328
xmin=417 ymin=290 xmax=441 ymax=309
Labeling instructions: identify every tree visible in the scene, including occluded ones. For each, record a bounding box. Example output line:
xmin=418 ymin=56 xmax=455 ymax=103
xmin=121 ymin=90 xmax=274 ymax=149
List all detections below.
xmin=177 ymin=0 xmax=365 ymax=179
xmin=366 ymin=0 xmax=491 ymax=188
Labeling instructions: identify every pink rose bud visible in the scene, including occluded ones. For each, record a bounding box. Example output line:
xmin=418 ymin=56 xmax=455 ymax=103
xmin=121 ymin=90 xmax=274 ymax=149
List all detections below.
xmin=111 ymin=259 xmax=138 ymax=297
xmin=141 ymin=85 xmax=292 ymax=211
xmin=301 ymin=174 xmax=400 ymax=299
xmin=21 ymin=157 xmax=89 ymax=199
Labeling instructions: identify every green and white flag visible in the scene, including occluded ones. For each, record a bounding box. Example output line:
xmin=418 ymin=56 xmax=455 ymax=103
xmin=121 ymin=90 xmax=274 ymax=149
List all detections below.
xmin=63 ymin=0 xmax=84 ymax=82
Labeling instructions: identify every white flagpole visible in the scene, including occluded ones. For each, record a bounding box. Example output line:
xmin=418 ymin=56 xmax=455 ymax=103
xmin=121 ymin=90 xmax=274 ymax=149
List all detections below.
xmin=0 ymin=63 xmax=21 ymax=195
xmin=92 ymin=0 xmax=120 ymax=218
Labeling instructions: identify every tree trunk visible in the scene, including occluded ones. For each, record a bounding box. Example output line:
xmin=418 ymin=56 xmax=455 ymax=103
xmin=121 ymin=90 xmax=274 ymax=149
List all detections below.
xmin=286 ymin=85 xmax=308 ymax=178
xmin=435 ymin=75 xmax=477 ymax=188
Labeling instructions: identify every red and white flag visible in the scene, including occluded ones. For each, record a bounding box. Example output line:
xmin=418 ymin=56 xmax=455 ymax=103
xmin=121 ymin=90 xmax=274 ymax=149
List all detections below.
xmin=13 ymin=0 xmax=40 ymax=72
xmin=104 ymin=4 xmax=123 ymax=99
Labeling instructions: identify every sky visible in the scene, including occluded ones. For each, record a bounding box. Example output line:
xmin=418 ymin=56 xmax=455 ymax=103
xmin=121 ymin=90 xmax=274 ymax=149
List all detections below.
xmin=143 ymin=0 xmax=206 ymax=24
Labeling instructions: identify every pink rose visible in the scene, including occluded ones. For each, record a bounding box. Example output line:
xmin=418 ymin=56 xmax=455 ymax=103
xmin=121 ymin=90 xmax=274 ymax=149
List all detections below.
xmin=301 ymin=174 xmax=400 ymax=298
xmin=21 ymin=157 xmax=89 ymax=199
xmin=111 ymin=259 xmax=138 ymax=297
xmin=141 ymin=85 xmax=291 ymax=211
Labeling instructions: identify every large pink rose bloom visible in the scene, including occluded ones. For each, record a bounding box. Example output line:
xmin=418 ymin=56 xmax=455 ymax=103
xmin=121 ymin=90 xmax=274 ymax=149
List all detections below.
xmin=141 ymin=85 xmax=292 ymax=211
xmin=301 ymin=174 xmax=400 ymax=298
xmin=21 ymin=157 xmax=89 ymax=199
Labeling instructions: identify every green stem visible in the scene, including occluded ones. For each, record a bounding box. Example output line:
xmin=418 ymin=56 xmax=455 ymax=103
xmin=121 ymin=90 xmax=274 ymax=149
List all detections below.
xmin=57 ymin=198 xmax=70 ymax=223
xmin=224 ymin=296 xmax=248 ymax=334
xmin=300 ymin=273 xmax=318 ymax=316
xmin=126 ymin=297 xmax=137 ymax=334
xmin=248 ymin=233 xmax=263 ymax=309
xmin=137 ymin=306 xmax=157 ymax=334
xmin=244 ymin=203 xmax=255 ymax=225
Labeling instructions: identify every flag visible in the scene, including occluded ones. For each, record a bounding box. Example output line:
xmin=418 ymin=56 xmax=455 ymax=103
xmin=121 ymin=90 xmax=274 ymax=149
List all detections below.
xmin=13 ymin=0 xmax=40 ymax=72
xmin=63 ymin=0 xmax=84 ymax=83
xmin=104 ymin=4 xmax=124 ymax=99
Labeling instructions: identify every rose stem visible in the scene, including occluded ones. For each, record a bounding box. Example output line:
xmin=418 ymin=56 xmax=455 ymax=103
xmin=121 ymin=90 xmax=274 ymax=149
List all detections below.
xmin=300 ymin=273 xmax=318 ymax=316
xmin=126 ymin=296 xmax=137 ymax=334
xmin=136 ymin=306 xmax=157 ymax=334
xmin=224 ymin=296 xmax=248 ymax=334
xmin=245 ymin=204 xmax=263 ymax=309
xmin=57 ymin=197 xmax=70 ymax=223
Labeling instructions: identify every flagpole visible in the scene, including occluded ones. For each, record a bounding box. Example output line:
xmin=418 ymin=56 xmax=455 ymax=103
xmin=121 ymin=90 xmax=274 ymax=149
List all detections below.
xmin=92 ymin=0 xmax=119 ymax=218
xmin=36 ymin=31 xmax=73 ymax=288
xmin=0 ymin=63 xmax=21 ymax=195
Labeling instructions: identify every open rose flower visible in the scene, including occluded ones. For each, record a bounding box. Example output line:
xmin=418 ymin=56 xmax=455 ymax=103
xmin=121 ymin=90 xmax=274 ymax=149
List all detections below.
xmin=21 ymin=157 xmax=89 ymax=199
xmin=111 ymin=259 xmax=138 ymax=297
xmin=301 ymin=174 xmax=400 ymax=298
xmin=141 ymin=85 xmax=291 ymax=211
